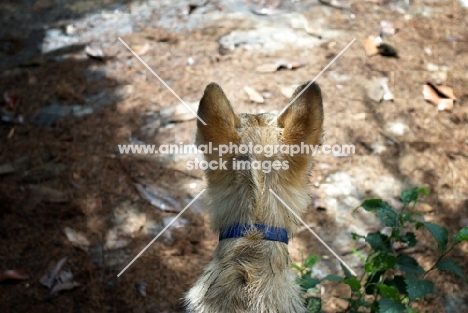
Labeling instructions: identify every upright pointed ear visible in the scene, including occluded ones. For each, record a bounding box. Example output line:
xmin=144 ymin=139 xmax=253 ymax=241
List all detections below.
xmin=196 ymin=83 xmax=240 ymax=147
xmin=277 ymin=81 xmax=323 ymax=146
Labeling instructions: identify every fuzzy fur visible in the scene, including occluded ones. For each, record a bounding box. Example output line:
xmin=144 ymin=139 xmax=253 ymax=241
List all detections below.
xmin=184 ymin=82 xmax=324 ymax=313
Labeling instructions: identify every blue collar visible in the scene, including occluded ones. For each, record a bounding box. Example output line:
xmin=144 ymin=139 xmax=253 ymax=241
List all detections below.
xmin=219 ymin=223 xmax=289 ymax=244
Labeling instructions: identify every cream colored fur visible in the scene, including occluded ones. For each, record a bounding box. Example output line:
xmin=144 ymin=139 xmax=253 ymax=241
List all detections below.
xmin=185 ymin=82 xmax=324 ymax=313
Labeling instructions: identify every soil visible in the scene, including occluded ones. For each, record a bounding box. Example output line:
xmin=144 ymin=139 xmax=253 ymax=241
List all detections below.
xmin=0 ymin=0 xmax=467 ymax=312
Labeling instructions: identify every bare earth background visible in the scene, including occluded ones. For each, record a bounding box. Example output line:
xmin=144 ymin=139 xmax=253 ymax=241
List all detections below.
xmin=0 ymin=0 xmax=467 ymax=312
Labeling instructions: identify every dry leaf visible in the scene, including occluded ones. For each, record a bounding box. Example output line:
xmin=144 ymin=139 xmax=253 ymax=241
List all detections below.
xmin=40 ymin=257 xmax=68 ymax=289
xmin=255 ymin=63 xmax=280 ymax=73
xmin=251 ymin=7 xmax=282 ymax=15
xmin=304 ymin=26 xmax=322 ymax=38
xmin=64 ymin=227 xmax=90 ymax=252
xmin=364 ymin=37 xmax=379 ymax=57
xmin=85 ymin=45 xmax=104 ymax=60
xmin=434 ymin=85 xmax=457 ymax=100
xmin=437 ymin=99 xmax=453 ymax=111
xmin=244 ymin=86 xmax=264 ymax=103
xmin=380 ymin=21 xmax=397 ymax=37
xmin=50 ymin=281 xmax=80 ymax=295
xmin=28 ymin=185 xmax=69 ymax=203
xmin=318 ymin=0 xmax=351 ymax=9
xmin=134 ymin=183 xmax=182 ymax=212
xmin=275 ymin=58 xmax=307 ymax=70
xmin=130 ymin=43 xmax=150 ymax=55
xmin=3 ymin=91 xmax=20 ymax=110
xmin=380 ymin=77 xmax=394 ymax=101
xmin=0 ymin=269 xmax=29 ymax=282
xmin=136 ymin=282 xmax=147 ymax=297
xmin=422 ymin=83 xmax=456 ymax=111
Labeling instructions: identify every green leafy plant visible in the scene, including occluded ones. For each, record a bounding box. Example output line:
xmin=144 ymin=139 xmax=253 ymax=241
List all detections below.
xmin=293 ymin=187 xmax=468 ymax=313
xmin=292 ymin=252 xmax=323 ymax=313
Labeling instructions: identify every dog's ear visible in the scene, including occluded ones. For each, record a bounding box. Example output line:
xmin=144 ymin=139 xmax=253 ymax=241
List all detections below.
xmin=277 ymin=81 xmax=323 ymax=146
xmin=196 ymin=83 xmax=240 ymax=147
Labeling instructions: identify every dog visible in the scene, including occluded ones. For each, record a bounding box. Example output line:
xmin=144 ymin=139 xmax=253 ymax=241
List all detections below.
xmin=184 ymin=81 xmax=324 ymax=313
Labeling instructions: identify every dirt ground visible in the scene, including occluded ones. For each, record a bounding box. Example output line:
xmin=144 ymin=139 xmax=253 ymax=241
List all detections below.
xmin=1 ymin=0 xmax=467 ymax=312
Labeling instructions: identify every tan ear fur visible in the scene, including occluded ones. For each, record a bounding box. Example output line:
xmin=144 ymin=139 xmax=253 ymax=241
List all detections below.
xmin=277 ymin=82 xmax=324 ymax=146
xmin=196 ymin=83 xmax=240 ymax=151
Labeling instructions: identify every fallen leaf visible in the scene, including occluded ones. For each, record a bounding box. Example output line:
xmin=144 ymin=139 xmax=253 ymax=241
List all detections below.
xmin=437 ymin=98 xmax=453 ymax=111
xmin=0 ymin=269 xmax=29 ymax=282
xmin=40 ymin=257 xmax=68 ymax=289
xmin=0 ymin=108 xmax=24 ymax=124
xmin=251 ymin=7 xmax=283 ymax=15
xmin=134 ymin=183 xmax=182 ymax=212
xmin=255 ymin=63 xmax=280 ymax=73
xmin=380 ymin=77 xmax=394 ymax=101
xmin=85 ymin=45 xmax=104 ymax=60
xmin=244 ymin=86 xmax=264 ymax=103
xmin=28 ymin=185 xmax=69 ymax=203
xmin=50 ymin=281 xmax=80 ymax=295
xmin=64 ymin=227 xmax=90 ymax=252
xmin=422 ymin=83 xmax=456 ymax=111
xmin=275 ymin=58 xmax=307 ymax=70
xmin=136 ymin=282 xmax=147 ymax=297
xmin=304 ymin=26 xmax=322 ymax=38
xmin=130 ymin=43 xmax=150 ymax=55
xmin=379 ymin=21 xmax=397 ymax=37
xmin=22 ymin=163 xmax=66 ymax=182
xmin=366 ymin=78 xmax=384 ymax=103
xmin=318 ymin=0 xmax=351 ymax=9
xmin=363 ymin=37 xmax=379 ymax=57
xmin=3 ymin=91 xmax=20 ymax=110
xmin=434 ymin=85 xmax=457 ymax=100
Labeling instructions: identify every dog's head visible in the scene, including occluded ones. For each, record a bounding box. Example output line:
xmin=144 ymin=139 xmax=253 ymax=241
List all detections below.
xmin=195 ymin=82 xmax=323 ymax=230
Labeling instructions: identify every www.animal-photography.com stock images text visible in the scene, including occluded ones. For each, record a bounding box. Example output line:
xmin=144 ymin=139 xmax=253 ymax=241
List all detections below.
xmin=1 ymin=0 xmax=467 ymax=312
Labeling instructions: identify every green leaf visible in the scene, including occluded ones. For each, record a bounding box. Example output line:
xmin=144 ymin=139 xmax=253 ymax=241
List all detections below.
xmin=405 ymin=308 xmax=419 ymax=313
xmin=422 ymin=222 xmax=448 ymax=251
xmin=361 ymin=199 xmax=398 ymax=227
xmin=300 ymin=275 xmax=320 ymax=290
xmin=340 ymin=262 xmax=354 ymax=279
xmin=454 ymin=227 xmax=468 ymax=244
xmin=400 ymin=187 xmax=429 ymax=203
xmin=384 ymin=275 xmax=407 ymax=295
xmin=321 ymin=274 xmax=343 ymax=282
xmin=291 ymin=263 xmax=303 ymax=272
xmin=405 ymin=274 xmax=434 ymax=301
xmin=396 ymin=255 xmax=424 ymax=274
xmin=304 ymin=254 xmax=319 ymax=269
xmin=344 ymin=277 xmax=361 ymax=291
xmin=437 ymin=258 xmax=468 ymax=281
xmin=377 ymin=284 xmax=401 ymax=302
xmin=365 ymin=270 xmax=385 ymax=295
xmin=305 ymin=297 xmax=322 ymax=313
xmin=364 ymin=252 xmax=397 ymax=273
xmin=366 ymin=232 xmax=390 ymax=252
xmin=379 ymin=298 xmax=406 ymax=313
xmin=400 ymin=232 xmax=417 ymax=247
xmin=352 ymin=232 xmax=365 ymax=240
